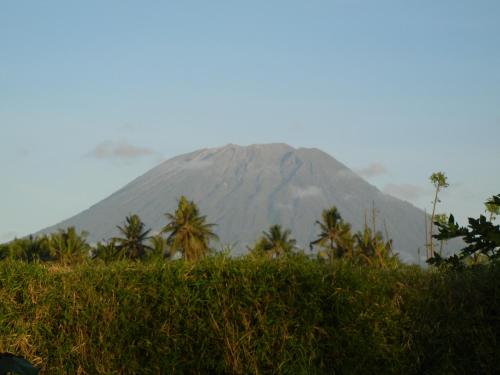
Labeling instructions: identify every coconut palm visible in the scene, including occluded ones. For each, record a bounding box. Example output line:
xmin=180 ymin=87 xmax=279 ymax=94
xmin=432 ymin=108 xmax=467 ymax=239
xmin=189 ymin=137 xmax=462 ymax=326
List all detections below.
xmin=353 ymin=226 xmax=393 ymax=266
xmin=256 ymin=224 xmax=297 ymax=258
xmin=310 ymin=207 xmax=354 ymax=260
xmin=8 ymin=235 xmax=51 ymax=262
xmin=91 ymin=240 xmax=122 ymax=263
xmin=49 ymin=227 xmax=90 ymax=265
xmin=112 ymin=214 xmax=153 ymax=261
xmin=162 ymin=196 xmax=218 ymax=261
xmin=148 ymin=234 xmax=171 ymax=261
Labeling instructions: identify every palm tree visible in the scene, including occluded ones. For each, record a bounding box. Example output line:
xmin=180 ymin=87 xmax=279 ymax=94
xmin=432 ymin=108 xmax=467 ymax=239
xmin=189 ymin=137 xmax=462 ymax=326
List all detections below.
xmin=310 ymin=207 xmax=354 ymax=260
xmin=148 ymin=234 xmax=171 ymax=261
xmin=112 ymin=214 xmax=153 ymax=261
xmin=256 ymin=224 xmax=297 ymax=258
xmin=353 ymin=226 xmax=393 ymax=266
xmin=162 ymin=196 xmax=218 ymax=261
xmin=8 ymin=235 xmax=51 ymax=262
xmin=49 ymin=227 xmax=90 ymax=265
xmin=91 ymin=240 xmax=122 ymax=263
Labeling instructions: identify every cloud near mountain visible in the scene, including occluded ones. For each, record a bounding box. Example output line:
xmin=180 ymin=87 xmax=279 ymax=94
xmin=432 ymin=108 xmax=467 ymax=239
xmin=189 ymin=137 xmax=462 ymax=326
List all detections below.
xmin=357 ymin=163 xmax=388 ymax=178
xmin=290 ymin=186 xmax=322 ymax=198
xmin=383 ymin=183 xmax=425 ymax=201
xmin=88 ymin=140 xmax=155 ymax=160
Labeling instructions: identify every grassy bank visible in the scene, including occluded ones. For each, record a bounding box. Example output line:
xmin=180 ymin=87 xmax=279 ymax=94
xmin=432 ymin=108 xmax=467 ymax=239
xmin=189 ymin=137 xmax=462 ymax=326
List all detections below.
xmin=0 ymin=256 xmax=499 ymax=374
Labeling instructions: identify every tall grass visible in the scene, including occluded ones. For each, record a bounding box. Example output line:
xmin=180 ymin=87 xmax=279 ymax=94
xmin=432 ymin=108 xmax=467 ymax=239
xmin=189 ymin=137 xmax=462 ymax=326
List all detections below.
xmin=0 ymin=256 xmax=499 ymax=374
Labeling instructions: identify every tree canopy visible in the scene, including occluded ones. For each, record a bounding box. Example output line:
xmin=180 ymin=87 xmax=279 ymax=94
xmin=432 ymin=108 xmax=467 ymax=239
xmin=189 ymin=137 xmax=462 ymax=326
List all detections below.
xmin=162 ymin=196 xmax=218 ymax=261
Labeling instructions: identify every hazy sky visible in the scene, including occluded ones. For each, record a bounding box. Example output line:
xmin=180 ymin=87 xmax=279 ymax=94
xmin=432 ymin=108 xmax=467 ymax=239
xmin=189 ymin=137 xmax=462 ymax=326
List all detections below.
xmin=1 ymin=1 xmax=499 ymax=241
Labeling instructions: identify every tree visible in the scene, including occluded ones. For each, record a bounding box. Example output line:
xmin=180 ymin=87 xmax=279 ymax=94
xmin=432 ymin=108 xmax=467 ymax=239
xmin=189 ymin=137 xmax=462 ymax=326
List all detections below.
xmin=434 ymin=213 xmax=449 ymax=256
xmin=91 ymin=240 xmax=122 ymax=263
xmin=310 ymin=207 xmax=354 ymax=260
xmin=428 ymin=172 xmax=449 ymax=258
xmin=353 ymin=225 xmax=394 ymax=267
xmin=429 ymin=194 xmax=500 ymax=267
xmin=48 ymin=227 xmax=90 ymax=265
xmin=485 ymin=196 xmax=500 ymax=221
xmin=0 ymin=243 xmax=8 ymax=260
xmin=254 ymin=224 xmax=297 ymax=258
xmin=112 ymin=214 xmax=153 ymax=261
xmin=162 ymin=196 xmax=218 ymax=261
xmin=7 ymin=235 xmax=51 ymax=262
xmin=148 ymin=234 xmax=171 ymax=261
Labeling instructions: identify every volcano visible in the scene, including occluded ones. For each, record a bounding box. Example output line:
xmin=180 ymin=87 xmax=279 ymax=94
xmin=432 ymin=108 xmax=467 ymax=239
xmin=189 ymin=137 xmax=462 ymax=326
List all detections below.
xmin=41 ymin=143 xmax=430 ymax=262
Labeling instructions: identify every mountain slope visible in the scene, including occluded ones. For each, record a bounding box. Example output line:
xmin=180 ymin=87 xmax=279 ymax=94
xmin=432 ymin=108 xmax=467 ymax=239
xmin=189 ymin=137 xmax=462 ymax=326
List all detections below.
xmin=41 ymin=143 xmax=429 ymax=262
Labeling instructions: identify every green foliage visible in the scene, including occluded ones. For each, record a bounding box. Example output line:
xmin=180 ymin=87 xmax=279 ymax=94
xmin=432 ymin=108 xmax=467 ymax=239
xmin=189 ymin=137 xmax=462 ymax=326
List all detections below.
xmin=162 ymin=196 xmax=218 ymax=261
xmin=91 ymin=240 xmax=123 ymax=263
xmin=429 ymin=194 xmax=500 ymax=268
xmin=6 ymin=235 xmax=51 ymax=263
xmin=252 ymin=224 xmax=297 ymax=258
xmin=485 ymin=194 xmax=500 ymax=221
xmin=310 ymin=207 xmax=354 ymax=260
xmin=147 ymin=234 xmax=171 ymax=261
xmin=47 ymin=227 xmax=90 ymax=265
xmin=434 ymin=213 xmax=448 ymax=226
xmin=353 ymin=225 xmax=397 ymax=267
xmin=1 ymin=258 xmax=499 ymax=373
xmin=401 ymin=264 xmax=500 ymax=373
xmin=112 ymin=214 xmax=153 ymax=261
xmin=0 ymin=244 xmax=8 ymax=261
xmin=428 ymin=171 xmax=449 ymax=258
xmin=429 ymin=171 xmax=449 ymax=190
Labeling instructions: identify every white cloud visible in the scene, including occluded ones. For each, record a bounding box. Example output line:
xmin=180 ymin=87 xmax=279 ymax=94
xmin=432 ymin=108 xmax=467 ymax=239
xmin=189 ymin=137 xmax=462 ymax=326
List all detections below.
xmin=88 ymin=141 xmax=155 ymax=160
xmin=180 ymin=159 xmax=213 ymax=170
xmin=383 ymin=183 xmax=425 ymax=201
xmin=291 ymin=185 xmax=322 ymax=199
xmin=357 ymin=163 xmax=388 ymax=178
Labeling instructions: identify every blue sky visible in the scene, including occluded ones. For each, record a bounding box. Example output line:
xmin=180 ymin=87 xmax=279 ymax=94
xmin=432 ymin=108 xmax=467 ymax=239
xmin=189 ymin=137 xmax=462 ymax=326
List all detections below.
xmin=1 ymin=0 xmax=499 ymax=241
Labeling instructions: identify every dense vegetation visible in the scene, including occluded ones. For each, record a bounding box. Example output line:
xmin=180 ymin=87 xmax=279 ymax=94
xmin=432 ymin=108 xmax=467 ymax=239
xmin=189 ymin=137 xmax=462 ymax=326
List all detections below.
xmin=1 ymin=192 xmax=499 ymax=373
xmin=0 ymin=257 xmax=499 ymax=374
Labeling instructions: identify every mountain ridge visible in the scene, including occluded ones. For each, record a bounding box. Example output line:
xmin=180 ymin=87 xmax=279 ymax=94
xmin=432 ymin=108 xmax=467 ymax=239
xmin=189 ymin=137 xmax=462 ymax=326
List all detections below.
xmin=40 ymin=143 xmax=429 ymax=262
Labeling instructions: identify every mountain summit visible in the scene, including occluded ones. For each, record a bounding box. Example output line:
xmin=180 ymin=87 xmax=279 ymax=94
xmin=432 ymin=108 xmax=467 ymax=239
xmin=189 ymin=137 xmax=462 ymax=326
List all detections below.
xmin=42 ymin=143 xmax=427 ymax=262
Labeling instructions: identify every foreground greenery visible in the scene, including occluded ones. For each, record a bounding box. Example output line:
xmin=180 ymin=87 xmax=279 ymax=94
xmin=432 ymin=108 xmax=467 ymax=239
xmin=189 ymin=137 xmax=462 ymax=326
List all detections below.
xmin=0 ymin=256 xmax=499 ymax=374
xmin=1 ymin=190 xmax=498 ymax=373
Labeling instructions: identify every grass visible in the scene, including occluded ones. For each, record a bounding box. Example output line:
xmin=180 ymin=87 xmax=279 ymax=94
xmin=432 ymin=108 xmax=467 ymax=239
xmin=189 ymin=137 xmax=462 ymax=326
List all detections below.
xmin=0 ymin=255 xmax=499 ymax=374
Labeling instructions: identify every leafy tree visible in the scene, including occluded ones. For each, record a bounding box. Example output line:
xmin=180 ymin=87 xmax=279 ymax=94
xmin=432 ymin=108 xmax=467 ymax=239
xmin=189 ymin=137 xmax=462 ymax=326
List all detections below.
xmin=48 ymin=227 xmax=90 ymax=265
xmin=434 ymin=213 xmax=449 ymax=256
xmin=91 ymin=240 xmax=123 ymax=263
xmin=429 ymin=194 xmax=500 ymax=268
xmin=0 ymin=243 xmax=8 ymax=260
xmin=485 ymin=196 xmax=500 ymax=221
xmin=428 ymin=172 xmax=449 ymax=258
xmin=253 ymin=224 xmax=297 ymax=258
xmin=112 ymin=214 xmax=153 ymax=261
xmin=162 ymin=196 xmax=218 ymax=261
xmin=353 ymin=225 xmax=394 ymax=267
xmin=8 ymin=235 xmax=51 ymax=262
xmin=148 ymin=234 xmax=171 ymax=261
xmin=310 ymin=207 xmax=354 ymax=260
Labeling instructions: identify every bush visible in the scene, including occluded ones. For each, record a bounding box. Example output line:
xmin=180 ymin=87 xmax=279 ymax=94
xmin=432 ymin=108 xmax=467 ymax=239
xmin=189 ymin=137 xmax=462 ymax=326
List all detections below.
xmin=0 ymin=257 xmax=499 ymax=374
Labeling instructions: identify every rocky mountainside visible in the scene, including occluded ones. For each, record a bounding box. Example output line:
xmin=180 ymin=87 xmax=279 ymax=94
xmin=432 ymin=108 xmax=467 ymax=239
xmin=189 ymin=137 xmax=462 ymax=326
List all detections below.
xmin=41 ymin=143 xmax=430 ymax=262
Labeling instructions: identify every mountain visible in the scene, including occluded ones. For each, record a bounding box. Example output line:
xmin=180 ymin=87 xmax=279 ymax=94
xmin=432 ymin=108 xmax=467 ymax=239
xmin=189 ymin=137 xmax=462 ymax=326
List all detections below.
xmin=41 ymin=143 xmax=431 ymax=262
